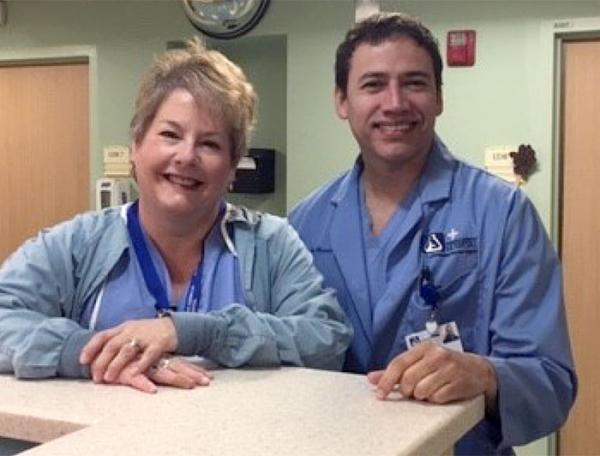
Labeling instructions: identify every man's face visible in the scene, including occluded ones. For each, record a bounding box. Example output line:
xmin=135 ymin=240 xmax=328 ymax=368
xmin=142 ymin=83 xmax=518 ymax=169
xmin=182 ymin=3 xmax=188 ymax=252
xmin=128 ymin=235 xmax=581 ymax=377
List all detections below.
xmin=335 ymin=36 xmax=442 ymax=173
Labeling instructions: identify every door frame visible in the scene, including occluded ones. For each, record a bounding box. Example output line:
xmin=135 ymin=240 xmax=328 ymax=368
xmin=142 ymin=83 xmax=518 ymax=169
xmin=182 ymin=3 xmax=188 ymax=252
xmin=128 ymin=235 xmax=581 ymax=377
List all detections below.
xmin=541 ymin=16 xmax=600 ymax=456
xmin=542 ymin=17 xmax=600 ymax=244
xmin=0 ymin=45 xmax=97 ymax=208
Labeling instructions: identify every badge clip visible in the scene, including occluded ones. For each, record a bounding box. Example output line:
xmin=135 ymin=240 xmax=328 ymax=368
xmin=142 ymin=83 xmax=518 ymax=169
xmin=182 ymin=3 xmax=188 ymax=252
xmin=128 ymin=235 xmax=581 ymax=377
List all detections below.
xmin=425 ymin=311 xmax=439 ymax=335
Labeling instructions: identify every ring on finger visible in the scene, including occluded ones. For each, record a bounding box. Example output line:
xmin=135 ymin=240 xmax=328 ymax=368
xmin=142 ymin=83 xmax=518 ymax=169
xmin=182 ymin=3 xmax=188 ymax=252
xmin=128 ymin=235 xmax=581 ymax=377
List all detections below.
xmin=158 ymin=357 xmax=173 ymax=370
xmin=127 ymin=338 xmax=141 ymax=351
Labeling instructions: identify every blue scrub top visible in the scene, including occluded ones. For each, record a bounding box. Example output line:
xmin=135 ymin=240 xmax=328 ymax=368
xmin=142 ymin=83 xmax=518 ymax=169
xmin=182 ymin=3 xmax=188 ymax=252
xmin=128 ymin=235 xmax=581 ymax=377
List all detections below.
xmin=81 ymin=203 xmax=245 ymax=330
xmin=289 ymin=137 xmax=576 ymax=453
xmin=358 ymin=168 xmax=422 ymax=343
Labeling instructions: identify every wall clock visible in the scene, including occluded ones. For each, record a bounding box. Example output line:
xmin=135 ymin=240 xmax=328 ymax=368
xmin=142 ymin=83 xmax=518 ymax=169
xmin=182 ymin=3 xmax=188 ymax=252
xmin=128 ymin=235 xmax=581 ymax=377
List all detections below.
xmin=181 ymin=0 xmax=270 ymax=39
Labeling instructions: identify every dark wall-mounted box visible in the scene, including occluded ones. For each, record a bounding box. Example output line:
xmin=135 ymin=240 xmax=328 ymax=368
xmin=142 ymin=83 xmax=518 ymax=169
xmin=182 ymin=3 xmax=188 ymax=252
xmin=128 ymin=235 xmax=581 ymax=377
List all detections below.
xmin=230 ymin=148 xmax=275 ymax=194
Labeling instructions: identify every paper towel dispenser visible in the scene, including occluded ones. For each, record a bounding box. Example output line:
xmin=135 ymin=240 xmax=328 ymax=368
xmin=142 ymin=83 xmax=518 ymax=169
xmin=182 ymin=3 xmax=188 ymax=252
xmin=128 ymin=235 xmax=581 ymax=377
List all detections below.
xmin=96 ymin=178 xmax=133 ymax=209
xmin=230 ymin=148 xmax=275 ymax=194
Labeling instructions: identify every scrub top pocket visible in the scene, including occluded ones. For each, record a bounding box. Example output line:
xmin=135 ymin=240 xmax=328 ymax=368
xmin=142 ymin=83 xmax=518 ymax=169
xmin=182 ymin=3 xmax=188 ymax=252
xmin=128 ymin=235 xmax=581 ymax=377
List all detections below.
xmin=417 ymin=247 xmax=481 ymax=351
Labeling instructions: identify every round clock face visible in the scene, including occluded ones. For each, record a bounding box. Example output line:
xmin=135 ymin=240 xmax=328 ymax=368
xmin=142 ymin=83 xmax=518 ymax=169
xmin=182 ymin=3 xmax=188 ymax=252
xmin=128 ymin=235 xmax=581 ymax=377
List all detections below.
xmin=181 ymin=0 xmax=270 ymax=40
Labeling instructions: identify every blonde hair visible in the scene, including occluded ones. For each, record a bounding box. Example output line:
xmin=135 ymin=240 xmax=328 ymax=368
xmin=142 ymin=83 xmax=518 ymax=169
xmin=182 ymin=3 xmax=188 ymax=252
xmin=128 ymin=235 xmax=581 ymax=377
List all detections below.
xmin=130 ymin=37 xmax=257 ymax=165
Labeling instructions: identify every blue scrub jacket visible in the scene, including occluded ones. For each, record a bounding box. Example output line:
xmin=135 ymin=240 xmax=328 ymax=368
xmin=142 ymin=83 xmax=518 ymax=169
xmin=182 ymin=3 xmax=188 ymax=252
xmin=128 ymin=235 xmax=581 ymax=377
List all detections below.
xmin=289 ymin=137 xmax=576 ymax=454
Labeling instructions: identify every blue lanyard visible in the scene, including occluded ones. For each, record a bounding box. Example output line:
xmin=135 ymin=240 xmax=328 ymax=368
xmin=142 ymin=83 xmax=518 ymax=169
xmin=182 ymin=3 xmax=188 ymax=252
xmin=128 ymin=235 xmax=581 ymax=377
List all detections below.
xmin=419 ymin=267 xmax=440 ymax=309
xmin=419 ymin=207 xmax=441 ymax=310
xmin=183 ymin=264 xmax=203 ymax=313
xmin=126 ymin=201 xmax=203 ymax=313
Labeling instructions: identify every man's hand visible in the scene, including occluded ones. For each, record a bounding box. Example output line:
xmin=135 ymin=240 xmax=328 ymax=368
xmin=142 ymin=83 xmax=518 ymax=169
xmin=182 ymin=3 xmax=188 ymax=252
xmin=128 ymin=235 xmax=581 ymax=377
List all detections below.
xmin=367 ymin=342 xmax=498 ymax=410
xmin=116 ymin=357 xmax=214 ymax=394
xmin=79 ymin=318 xmax=178 ymax=384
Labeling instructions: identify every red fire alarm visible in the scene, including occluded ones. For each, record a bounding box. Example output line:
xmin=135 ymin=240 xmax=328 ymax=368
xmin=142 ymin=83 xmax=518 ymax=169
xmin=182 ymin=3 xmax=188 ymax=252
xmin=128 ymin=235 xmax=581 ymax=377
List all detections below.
xmin=447 ymin=30 xmax=476 ymax=66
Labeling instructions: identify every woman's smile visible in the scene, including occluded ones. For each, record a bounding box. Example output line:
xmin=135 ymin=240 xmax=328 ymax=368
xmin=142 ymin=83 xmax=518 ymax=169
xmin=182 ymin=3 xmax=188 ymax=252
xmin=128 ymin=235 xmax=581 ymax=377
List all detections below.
xmin=163 ymin=172 xmax=203 ymax=191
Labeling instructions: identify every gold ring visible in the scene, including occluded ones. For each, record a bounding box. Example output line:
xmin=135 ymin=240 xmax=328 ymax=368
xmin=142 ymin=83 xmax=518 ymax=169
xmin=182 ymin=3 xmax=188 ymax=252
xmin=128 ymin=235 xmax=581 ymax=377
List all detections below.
xmin=127 ymin=338 xmax=141 ymax=351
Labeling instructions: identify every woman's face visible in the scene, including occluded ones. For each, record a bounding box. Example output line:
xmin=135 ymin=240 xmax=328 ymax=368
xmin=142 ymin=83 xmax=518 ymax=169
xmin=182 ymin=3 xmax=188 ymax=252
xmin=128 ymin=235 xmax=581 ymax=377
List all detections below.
xmin=131 ymin=88 xmax=234 ymax=225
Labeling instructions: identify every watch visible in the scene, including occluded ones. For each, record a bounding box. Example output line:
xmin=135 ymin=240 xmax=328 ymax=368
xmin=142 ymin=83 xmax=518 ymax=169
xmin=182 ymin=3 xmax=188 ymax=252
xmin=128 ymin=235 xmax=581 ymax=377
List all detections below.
xmin=181 ymin=0 xmax=270 ymax=40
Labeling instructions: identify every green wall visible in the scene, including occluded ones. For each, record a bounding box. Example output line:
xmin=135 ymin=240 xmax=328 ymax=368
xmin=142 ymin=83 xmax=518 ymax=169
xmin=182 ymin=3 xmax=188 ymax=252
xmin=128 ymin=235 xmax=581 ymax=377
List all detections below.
xmin=3 ymin=0 xmax=600 ymax=221
xmin=1 ymin=1 xmax=599 ymax=454
xmin=210 ymin=35 xmax=287 ymax=215
xmin=279 ymin=0 xmax=600 ymax=229
xmin=0 ymin=0 xmax=288 ymax=213
xmin=386 ymin=0 xmax=600 ymax=230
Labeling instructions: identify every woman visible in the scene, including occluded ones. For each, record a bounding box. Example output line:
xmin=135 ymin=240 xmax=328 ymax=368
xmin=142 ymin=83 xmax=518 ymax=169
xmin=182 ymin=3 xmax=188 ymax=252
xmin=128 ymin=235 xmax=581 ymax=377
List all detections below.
xmin=0 ymin=39 xmax=352 ymax=393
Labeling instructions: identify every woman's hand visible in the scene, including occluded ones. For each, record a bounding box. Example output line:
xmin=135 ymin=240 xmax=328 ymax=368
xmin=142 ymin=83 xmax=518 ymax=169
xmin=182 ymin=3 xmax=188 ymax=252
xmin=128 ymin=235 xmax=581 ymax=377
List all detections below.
xmin=116 ymin=357 xmax=214 ymax=393
xmin=80 ymin=317 xmax=178 ymax=384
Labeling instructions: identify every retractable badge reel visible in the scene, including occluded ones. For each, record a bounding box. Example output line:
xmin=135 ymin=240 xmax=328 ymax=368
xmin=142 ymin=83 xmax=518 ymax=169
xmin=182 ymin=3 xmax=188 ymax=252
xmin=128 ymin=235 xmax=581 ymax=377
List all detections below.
xmin=420 ymin=267 xmax=440 ymax=334
xmin=406 ymin=264 xmax=464 ymax=352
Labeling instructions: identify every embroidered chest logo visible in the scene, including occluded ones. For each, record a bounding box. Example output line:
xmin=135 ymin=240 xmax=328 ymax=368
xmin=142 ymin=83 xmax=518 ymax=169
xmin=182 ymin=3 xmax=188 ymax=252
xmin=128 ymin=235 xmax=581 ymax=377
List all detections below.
xmin=447 ymin=228 xmax=459 ymax=241
xmin=423 ymin=229 xmax=477 ymax=255
xmin=424 ymin=233 xmax=445 ymax=253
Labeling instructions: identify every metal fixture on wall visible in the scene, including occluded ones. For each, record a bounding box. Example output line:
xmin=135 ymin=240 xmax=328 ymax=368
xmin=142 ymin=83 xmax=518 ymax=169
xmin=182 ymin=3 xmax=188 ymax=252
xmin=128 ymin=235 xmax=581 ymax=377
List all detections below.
xmin=355 ymin=0 xmax=379 ymax=22
xmin=181 ymin=0 xmax=270 ymax=39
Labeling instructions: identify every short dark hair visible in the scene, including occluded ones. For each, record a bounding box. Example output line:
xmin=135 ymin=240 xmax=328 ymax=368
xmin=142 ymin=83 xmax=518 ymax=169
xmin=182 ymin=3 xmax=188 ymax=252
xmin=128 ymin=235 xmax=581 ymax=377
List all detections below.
xmin=335 ymin=12 xmax=443 ymax=95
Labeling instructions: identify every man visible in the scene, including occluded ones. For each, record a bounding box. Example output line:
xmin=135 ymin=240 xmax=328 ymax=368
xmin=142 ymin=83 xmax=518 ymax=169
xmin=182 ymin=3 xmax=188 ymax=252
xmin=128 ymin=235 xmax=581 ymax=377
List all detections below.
xmin=289 ymin=12 xmax=576 ymax=454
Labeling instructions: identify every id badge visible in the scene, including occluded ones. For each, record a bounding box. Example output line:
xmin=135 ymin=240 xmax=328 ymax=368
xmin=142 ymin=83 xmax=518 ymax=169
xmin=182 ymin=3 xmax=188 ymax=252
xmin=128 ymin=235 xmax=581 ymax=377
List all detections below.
xmin=405 ymin=321 xmax=464 ymax=352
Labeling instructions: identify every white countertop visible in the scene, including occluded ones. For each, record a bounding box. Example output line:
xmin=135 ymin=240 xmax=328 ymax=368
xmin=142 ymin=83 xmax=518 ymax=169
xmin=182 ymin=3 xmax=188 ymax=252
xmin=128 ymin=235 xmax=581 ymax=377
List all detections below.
xmin=0 ymin=367 xmax=483 ymax=455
